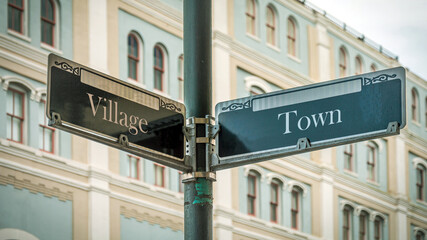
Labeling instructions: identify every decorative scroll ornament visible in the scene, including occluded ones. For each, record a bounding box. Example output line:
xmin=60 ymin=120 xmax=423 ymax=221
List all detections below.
xmin=160 ymin=99 xmax=181 ymax=112
xmin=221 ymin=100 xmax=251 ymax=111
xmin=54 ymin=61 xmax=80 ymax=76
xmin=363 ymin=73 xmax=397 ymax=86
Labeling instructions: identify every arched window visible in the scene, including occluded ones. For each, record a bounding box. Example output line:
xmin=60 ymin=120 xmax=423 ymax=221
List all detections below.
xmin=359 ymin=211 xmax=369 ymax=240
xmin=41 ymin=0 xmax=55 ymax=46
xmin=6 ymin=86 xmax=25 ymax=143
xmin=342 ymin=206 xmax=353 ymax=240
xmin=8 ymin=0 xmax=25 ymax=34
xmin=344 ymin=144 xmax=354 ymax=172
xmin=250 ymin=85 xmax=265 ymax=96
xmin=355 ymin=56 xmax=363 ymax=75
xmin=247 ymin=170 xmax=259 ymax=216
xmin=416 ymin=164 xmax=426 ymax=201
xmin=339 ymin=47 xmax=348 ymax=77
xmin=291 ymin=186 xmax=302 ymax=229
xmin=39 ymin=96 xmax=55 ymax=153
xmin=367 ymin=141 xmax=378 ymax=182
xmin=287 ymin=17 xmax=297 ymax=56
xmin=374 ymin=216 xmax=384 ymax=240
xmin=416 ymin=230 xmax=425 ymax=240
xmin=127 ymin=33 xmax=139 ymax=81
xmin=246 ymin=0 xmax=256 ymax=35
xmin=412 ymin=88 xmax=419 ymax=122
xmin=154 ymin=163 xmax=165 ymax=187
xmin=370 ymin=64 xmax=377 ymax=72
xmin=266 ymin=6 xmax=276 ymax=46
xmin=270 ymin=178 xmax=281 ymax=223
xmin=178 ymin=54 xmax=184 ymax=100
xmin=154 ymin=45 xmax=165 ymax=91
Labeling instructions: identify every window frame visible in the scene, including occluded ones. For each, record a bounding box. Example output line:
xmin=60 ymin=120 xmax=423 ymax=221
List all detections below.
xmin=41 ymin=0 xmax=56 ymax=47
xmin=416 ymin=165 xmax=425 ymax=201
xmin=178 ymin=54 xmax=184 ymax=100
xmin=6 ymin=87 xmax=25 ymax=144
xmin=411 ymin=88 xmax=419 ymax=122
xmin=127 ymin=155 xmax=140 ymax=180
xmin=355 ymin=56 xmax=363 ymax=75
xmin=367 ymin=142 xmax=377 ymax=182
xmin=344 ymin=144 xmax=354 ymax=172
xmin=39 ymin=99 xmax=55 ymax=153
xmin=291 ymin=188 xmax=300 ymax=229
xmin=127 ymin=33 xmax=140 ymax=81
xmin=270 ymin=180 xmax=279 ymax=223
xmin=359 ymin=212 xmax=368 ymax=240
xmin=245 ymin=0 xmax=256 ymax=36
xmin=287 ymin=17 xmax=297 ymax=57
xmin=154 ymin=163 xmax=165 ymax=187
xmin=247 ymin=172 xmax=257 ymax=216
xmin=339 ymin=47 xmax=347 ymax=77
xmin=266 ymin=6 xmax=276 ymax=46
xmin=153 ymin=45 xmax=165 ymax=92
xmin=374 ymin=217 xmax=383 ymax=240
xmin=8 ymin=0 xmax=25 ymax=34
xmin=342 ymin=207 xmax=351 ymax=240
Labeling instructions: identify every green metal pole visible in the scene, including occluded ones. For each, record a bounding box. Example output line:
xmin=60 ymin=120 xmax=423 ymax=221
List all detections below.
xmin=183 ymin=0 xmax=213 ymax=239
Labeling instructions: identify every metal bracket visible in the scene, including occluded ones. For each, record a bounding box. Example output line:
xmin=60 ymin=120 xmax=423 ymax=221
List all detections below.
xmin=297 ymin=138 xmax=311 ymax=150
xmin=48 ymin=112 xmax=62 ymax=126
xmin=118 ymin=134 xmax=129 ymax=147
xmin=183 ymin=116 xmax=219 ymax=172
xmin=182 ymin=172 xmax=217 ymax=182
xmin=386 ymin=121 xmax=400 ymax=134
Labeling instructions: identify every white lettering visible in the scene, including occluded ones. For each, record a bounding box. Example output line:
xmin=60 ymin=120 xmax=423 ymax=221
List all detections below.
xmin=278 ymin=110 xmax=298 ymax=134
xmin=297 ymin=116 xmax=311 ymax=131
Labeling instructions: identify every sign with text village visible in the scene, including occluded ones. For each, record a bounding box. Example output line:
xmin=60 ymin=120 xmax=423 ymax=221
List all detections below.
xmin=46 ymin=54 xmax=189 ymax=171
xmin=212 ymin=67 xmax=406 ymax=170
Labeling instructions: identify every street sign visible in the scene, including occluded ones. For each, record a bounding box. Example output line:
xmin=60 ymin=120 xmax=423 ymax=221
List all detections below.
xmin=212 ymin=67 xmax=406 ymax=170
xmin=47 ymin=54 xmax=189 ymax=171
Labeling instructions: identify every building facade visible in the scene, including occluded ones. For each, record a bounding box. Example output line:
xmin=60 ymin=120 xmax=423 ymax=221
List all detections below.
xmin=0 ymin=0 xmax=426 ymax=239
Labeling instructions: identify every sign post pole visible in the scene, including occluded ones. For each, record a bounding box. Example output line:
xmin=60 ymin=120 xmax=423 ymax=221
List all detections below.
xmin=183 ymin=0 xmax=214 ymax=239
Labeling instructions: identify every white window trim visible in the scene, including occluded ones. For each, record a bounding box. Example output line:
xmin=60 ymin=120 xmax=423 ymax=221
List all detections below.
xmin=127 ymin=31 xmax=144 ymax=84
xmin=153 ymin=43 xmax=169 ymax=94
xmin=244 ymin=76 xmax=272 ymax=94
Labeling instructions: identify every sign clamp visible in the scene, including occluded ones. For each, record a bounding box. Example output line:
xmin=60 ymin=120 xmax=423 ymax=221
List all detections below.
xmin=183 ymin=116 xmax=219 ymax=178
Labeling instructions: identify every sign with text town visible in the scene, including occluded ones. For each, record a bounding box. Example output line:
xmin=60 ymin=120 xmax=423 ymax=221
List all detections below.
xmin=47 ymin=54 xmax=189 ymax=171
xmin=212 ymin=67 xmax=406 ymax=170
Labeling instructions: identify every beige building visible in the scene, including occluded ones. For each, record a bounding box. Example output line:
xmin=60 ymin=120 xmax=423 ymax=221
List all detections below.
xmin=0 ymin=0 xmax=426 ymax=239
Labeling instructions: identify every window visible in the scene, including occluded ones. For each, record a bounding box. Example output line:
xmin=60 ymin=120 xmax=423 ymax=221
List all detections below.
xmin=374 ymin=217 xmax=383 ymax=240
xmin=367 ymin=142 xmax=377 ymax=182
xmin=266 ymin=6 xmax=276 ymax=46
xmin=339 ymin=47 xmax=348 ymax=77
xmin=128 ymin=155 xmax=140 ymax=179
xmin=178 ymin=55 xmax=184 ymax=100
xmin=8 ymin=0 xmax=24 ymax=33
xmin=412 ymin=88 xmax=419 ymax=122
xmin=416 ymin=231 xmax=425 ymax=240
xmin=287 ymin=18 xmax=297 ymax=56
xmin=178 ymin=172 xmax=184 ymax=193
xmin=154 ymin=46 xmax=164 ymax=91
xmin=425 ymin=98 xmax=427 ymax=128
xmin=247 ymin=172 xmax=257 ymax=216
xmin=249 ymin=86 xmax=265 ymax=96
xmin=355 ymin=56 xmax=363 ymax=75
xmin=41 ymin=0 xmax=55 ymax=46
xmin=291 ymin=188 xmax=300 ymax=229
xmin=344 ymin=144 xmax=354 ymax=172
xmin=39 ymin=99 xmax=55 ymax=153
xmin=154 ymin=164 xmax=165 ymax=187
xmin=342 ymin=206 xmax=352 ymax=240
xmin=270 ymin=180 xmax=279 ymax=222
xmin=416 ymin=165 xmax=425 ymax=201
xmin=370 ymin=64 xmax=377 ymax=72
xmin=128 ymin=33 xmax=139 ymax=81
xmin=246 ymin=0 xmax=256 ymax=35
xmin=6 ymin=88 xmax=24 ymax=143
xmin=359 ymin=212 xmax=368 ymax=240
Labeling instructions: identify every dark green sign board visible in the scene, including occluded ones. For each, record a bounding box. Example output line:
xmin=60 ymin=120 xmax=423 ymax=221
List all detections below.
xmin=213 ymin=67 xmax=406 ymax=170
xmin=47 ymin=54 xmax=189 ymax=171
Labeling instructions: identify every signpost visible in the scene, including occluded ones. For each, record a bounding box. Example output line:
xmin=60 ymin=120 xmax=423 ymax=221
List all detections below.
xmin=213 ymin=67 xmax=406 ymax=170
xmin=47 ymin=54 xmax=190 ymax=171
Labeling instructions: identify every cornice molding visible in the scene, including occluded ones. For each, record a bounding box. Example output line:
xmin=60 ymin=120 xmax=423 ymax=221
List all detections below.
xmin=120 ymin=206 xmax=183 ymax=232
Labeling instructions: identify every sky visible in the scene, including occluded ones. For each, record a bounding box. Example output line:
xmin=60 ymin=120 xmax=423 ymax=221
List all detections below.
xmin=308 ymin=0 xmax=427 ymax=80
